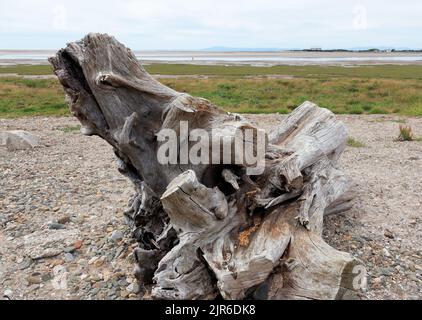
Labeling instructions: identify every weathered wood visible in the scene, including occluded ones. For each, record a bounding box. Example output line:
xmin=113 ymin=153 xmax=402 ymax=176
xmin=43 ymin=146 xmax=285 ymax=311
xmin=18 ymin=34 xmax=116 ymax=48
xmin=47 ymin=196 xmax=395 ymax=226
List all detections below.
xmin=50 ymin=33 xmax=366 ymax=300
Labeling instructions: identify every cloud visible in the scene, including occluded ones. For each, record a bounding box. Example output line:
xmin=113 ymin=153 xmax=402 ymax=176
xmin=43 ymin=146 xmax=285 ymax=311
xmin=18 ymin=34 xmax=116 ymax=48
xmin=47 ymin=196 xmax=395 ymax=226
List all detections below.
xmin=1 ymin=0 xmax=422 ymax=49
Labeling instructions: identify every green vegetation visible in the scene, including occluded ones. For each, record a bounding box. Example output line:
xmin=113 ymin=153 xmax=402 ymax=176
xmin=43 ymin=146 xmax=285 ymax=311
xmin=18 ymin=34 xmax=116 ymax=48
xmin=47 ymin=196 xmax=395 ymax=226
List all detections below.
xmin=347 ymin=137 xmax=366 ymax=148
xmin=396 ymin=125 xmax=415 ymax=141
xmin=0 ymin=77 xmax=67 ymax=117
xmin=161 ymin=77 xmax=422 ymax=115
xmin=0 ymin=65 xmax=53 ymax=75
xmin=58 ymin=124 xmax=81 ymax=133
xmin=145 ymin=64 xmax=422 ymax=80
xmin=1 ymin=64 xmax=422 ymax=117
xmin=3 ymin=63 xmax=422 ymax=79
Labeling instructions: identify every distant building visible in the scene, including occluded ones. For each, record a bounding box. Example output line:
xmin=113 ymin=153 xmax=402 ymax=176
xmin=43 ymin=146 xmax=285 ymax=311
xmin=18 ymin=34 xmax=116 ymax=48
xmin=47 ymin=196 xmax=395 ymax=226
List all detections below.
xmin=310 ymin=47 xmax=322 ymax=51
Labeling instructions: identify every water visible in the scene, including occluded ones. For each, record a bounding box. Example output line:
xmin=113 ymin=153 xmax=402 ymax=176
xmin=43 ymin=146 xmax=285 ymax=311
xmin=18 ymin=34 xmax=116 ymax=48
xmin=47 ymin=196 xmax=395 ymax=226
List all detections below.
xmin=1 ymin=52 xmax=422 ymax=63
xmin=136 ymin=56 xmax=422 ymax=62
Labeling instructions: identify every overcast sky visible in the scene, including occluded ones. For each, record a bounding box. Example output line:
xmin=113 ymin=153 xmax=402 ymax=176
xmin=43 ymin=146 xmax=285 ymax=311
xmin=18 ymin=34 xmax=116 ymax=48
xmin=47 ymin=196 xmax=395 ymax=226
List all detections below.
xmin=1 ymin=0 xmax=421 ymax=50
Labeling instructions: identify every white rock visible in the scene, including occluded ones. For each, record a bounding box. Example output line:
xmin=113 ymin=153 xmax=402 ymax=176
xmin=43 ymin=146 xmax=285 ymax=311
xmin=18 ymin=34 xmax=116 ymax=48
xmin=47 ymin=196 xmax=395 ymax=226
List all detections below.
xmin=51 ymin=265 xmax=68 ymax=290
xmin=110 ymin=230 xmax=124 ymax=242
xmin=0 ymin=130 xmax=40 ymax=151
xmin=3 ymin=289 xmax=13 ymax=298
xmin=382 ymin=248 xmax=391 ymax=257
xmin=20 ymin=229 xmax=80 ymax=260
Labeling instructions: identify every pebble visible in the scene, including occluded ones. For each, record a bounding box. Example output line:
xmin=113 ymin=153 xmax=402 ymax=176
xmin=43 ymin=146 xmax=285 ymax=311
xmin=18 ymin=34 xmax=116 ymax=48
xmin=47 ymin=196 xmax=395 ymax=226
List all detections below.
xmin=58 ymin=216 xmax=71 ymax=224
xmin=110 ymin=230 xmax=124 ymax=242
xmin=3 ymin=289 xmax=13 ymax=298
xmin=94 ymin=256 xmax=106 ymax=267
xmin=48 ymin=223 xmax=66 ymax=230
xmin=18 ymin=258 xmax=32 ymax=270
xmin=126 ymin=283 xmax=140 ymax=294
xmin=64 ymin=253 xmax=75 ymax=262
xmin=384 ymin=229 xmax=395 ymax=239
xmin=91 ymin=288 xmax=100 ymax=295
xmin=42 ymin=273 xmax=53 ymax=282
xmin=118 ymin=279 xmax=128 ymax=287
xmin=64 ymin=246 xmax=76 ymax=253
xmin=382 ymin=248 xmax=391 ymax=257
xmin=27 ymin=274 xmax=43 ymax=285
xmin=74 ymin=240 xmax=83 ymax=249
xmin=380 ymin=267 xmax=395 ymax=276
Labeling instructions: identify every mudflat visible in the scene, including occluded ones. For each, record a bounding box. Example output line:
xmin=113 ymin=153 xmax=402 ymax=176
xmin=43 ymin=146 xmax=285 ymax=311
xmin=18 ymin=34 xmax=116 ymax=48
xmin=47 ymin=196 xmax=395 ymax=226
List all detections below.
xmin=1 ymin=50 xmax=422 ymax=66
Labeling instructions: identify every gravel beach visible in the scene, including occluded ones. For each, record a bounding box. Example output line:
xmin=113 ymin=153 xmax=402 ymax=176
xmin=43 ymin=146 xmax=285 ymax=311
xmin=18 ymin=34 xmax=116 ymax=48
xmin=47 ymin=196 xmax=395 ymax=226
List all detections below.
xmin=1 ymin=114 xmax=421 ymax=300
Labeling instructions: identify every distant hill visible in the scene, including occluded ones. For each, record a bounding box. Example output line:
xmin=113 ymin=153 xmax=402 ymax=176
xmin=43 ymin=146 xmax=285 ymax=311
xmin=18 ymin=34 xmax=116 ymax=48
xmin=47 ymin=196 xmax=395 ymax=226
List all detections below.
xmin=201 ymin=46 xmax=422 ymax=52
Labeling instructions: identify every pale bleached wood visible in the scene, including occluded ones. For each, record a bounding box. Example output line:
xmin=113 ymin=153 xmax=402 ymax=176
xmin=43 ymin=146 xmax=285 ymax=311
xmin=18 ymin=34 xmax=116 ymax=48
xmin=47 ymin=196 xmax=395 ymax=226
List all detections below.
xmin=50 ymin=33 xmax=366 ymax=300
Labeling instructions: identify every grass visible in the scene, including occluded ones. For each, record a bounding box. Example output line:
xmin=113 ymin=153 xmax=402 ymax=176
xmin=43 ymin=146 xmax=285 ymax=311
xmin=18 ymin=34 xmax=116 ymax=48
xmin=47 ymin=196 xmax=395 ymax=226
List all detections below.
xmin=395 ymin=125 xmax=414 ymax=141
xmin=347 ymin=137 xmax=366 ymax=148
xmin=0 ymin=65 xmax=54 ymax=76
xmin=160 ymin=77 xmax=422 ymax=115
xmin=58 ymin=124 xmax=81 ymax=133
xmin=2 ymin=64 xmax=422 ymax=117
xmin=4 ymin=64 xmax=422 ymax=79
xmin=0 ymin=77 xmax=67 ymax=117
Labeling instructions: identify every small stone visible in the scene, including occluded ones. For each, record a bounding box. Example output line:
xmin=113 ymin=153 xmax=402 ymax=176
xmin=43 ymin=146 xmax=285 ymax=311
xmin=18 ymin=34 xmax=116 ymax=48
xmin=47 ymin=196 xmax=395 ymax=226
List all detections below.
xmin=27 ymin=274 xmax=43 ymax=285
xmin=90 ymin=274 xmax=103 ymax=282
xmin=126 ymin=282 xmax=140 ymax=294
xmin=107 ymin=289 xmax=116 ymax=297
xmin=362 ymin=235 xmax=374 ymax=242
xmin=80 ymin=274 xmax=89 ymax=280
xmin=53 ymin=207 xmax=60 ymax=212
xmin=120 ymin=290 xmax=129 ymax=298
xmin=380 ymin=267 xmax=394 ymax=276
xmin=64 ymin=246 xmax=76 ymax=253
xmin=91 ymin=288 xmax=100 ymax=295
xmin=58 ymin=215 xmax=71 ymax=224
xmin=88 ymin=257 xmax=99 ymax=265
xmin=408 ymin=262 xmax=416 ymax=272
xmin=48 ymin=223 xmax=66 ymax=230
xmin=384 ymin=229 xmax=394 ymax=239
xmin=18 ymin=258 xmax=32 ymax=270
xmin=0 ymin=130 xmax=39 ymax=151
xmin=110 ymin=230 xmax=124 ymax=242
xmin=28 ymin=284 xmax=40 ymax=292
xmin=118 ymin=279 xmax=128 ymax=287
xmin=64 ymin=253 xmax=75 ymax=262
xmin=42 ymin=273 xmax=53 ymax=282
xmin=94 ymin=256 xmax=106 ymax=267
xmin=382 ymin=248 xmax=391 ymax=257
xmin=113 ymin=247 xmax=125 ymax=259
xmin=50 ymin=259 xmax=64 ymax=267
xmin=3 ymin=289 xmax=13 ymax=298
xmin=74 ymin=240 xmax=83 ymax=250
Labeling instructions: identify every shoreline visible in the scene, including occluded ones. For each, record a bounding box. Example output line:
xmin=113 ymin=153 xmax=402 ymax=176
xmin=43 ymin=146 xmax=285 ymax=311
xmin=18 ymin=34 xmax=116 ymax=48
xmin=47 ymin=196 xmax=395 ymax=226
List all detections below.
xmin=2 ymin=50 xmax=422 ymax=66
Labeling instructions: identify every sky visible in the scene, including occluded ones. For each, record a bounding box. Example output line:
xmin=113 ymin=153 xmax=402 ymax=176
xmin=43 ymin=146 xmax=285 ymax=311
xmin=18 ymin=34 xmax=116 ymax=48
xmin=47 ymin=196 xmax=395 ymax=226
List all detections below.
xmin=1 ymin=0 xmax=422 ymax=50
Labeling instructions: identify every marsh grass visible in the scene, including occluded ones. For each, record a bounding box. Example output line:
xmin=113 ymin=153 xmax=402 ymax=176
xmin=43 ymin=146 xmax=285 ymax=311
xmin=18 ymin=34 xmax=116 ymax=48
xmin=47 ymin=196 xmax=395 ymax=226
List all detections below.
xmin=0 ymin=77 xmax=67 ymax=117
xmin=2 ymin=64 xmax=422 ymax=117
xmin=396 ymin=125 xmax=414 ymax=141
xmin=58 ymin=124 xmax=81 ymax=133
xmin=347 ymin=137 xmax=366 ymax=148
xmin=160 ymin=77 xmax=422 ymax=116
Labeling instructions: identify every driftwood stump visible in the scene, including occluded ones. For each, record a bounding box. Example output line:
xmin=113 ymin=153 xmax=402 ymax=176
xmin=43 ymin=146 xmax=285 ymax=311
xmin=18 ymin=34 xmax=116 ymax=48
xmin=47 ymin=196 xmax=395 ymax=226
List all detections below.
xmin=50 ymin=33 xmax=367 ymax=300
